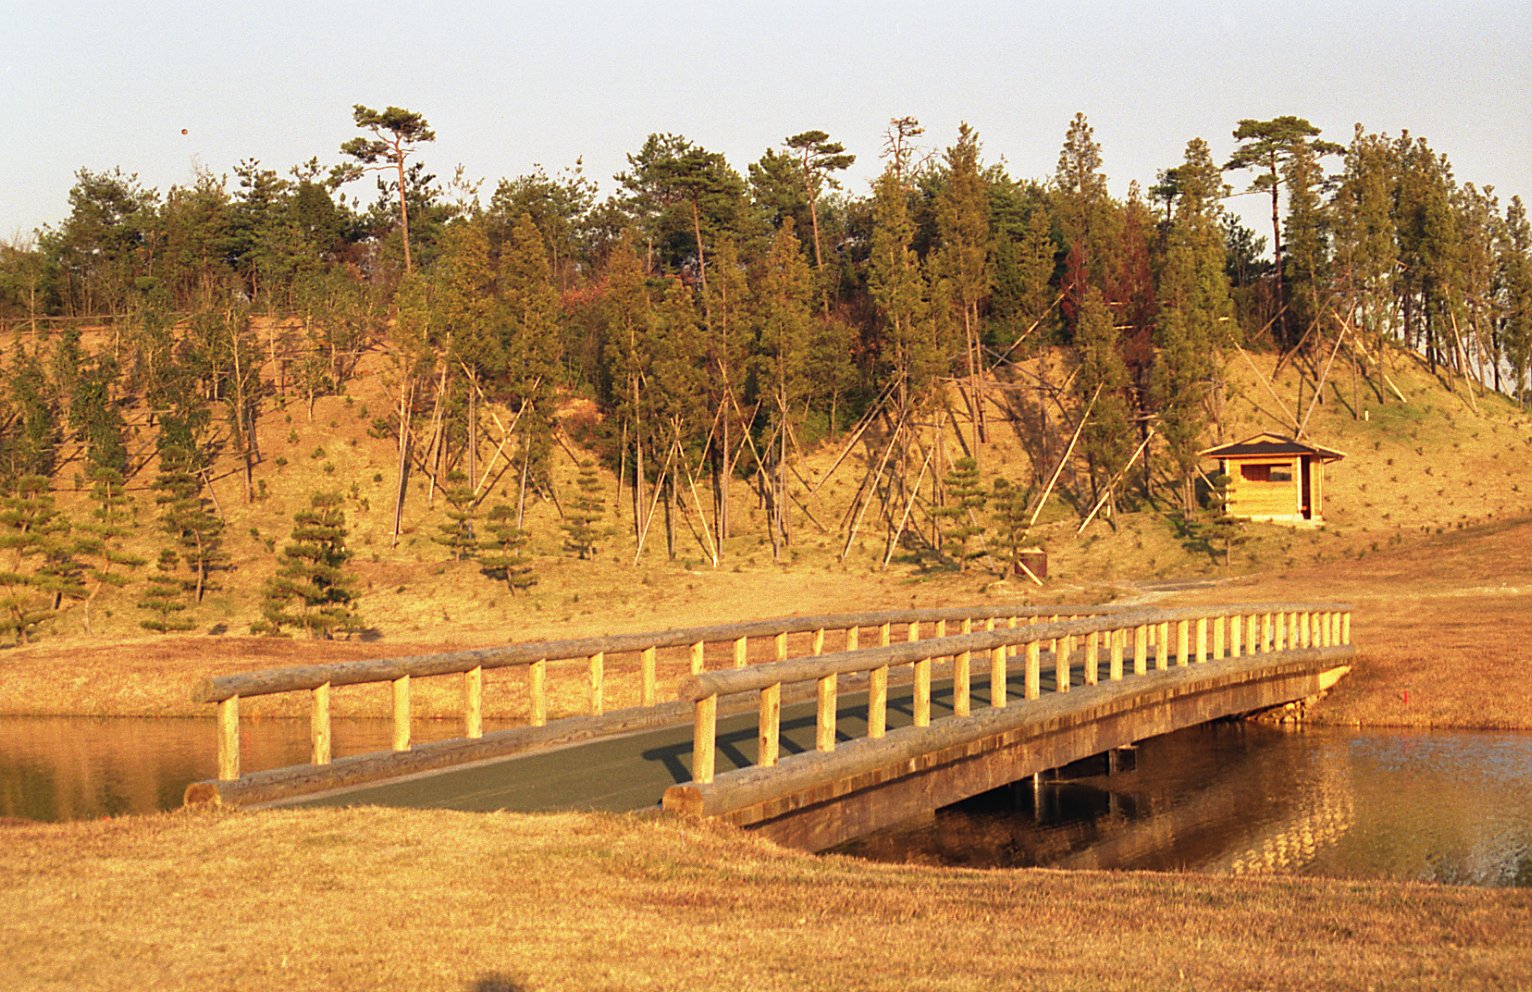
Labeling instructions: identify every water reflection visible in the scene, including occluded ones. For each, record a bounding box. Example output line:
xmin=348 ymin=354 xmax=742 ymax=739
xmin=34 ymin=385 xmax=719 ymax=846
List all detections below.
xmin=840 ymin=724 xmax=1532 ymax=888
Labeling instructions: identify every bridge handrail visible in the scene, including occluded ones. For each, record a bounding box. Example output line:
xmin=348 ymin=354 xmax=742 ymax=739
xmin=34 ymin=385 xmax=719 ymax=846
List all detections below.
xmin=678 ymin=601 xmax=1353 ymax=786
xmin=194 ymin=602 xmax=1130 ymax=784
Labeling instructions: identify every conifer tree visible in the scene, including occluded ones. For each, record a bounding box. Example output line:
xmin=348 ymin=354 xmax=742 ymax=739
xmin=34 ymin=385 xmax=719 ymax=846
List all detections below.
xmin=1074 ymin=287 xmax=1134 ymax=515
xmin=477 ymin=503 xmax=536 ymax=593
xmin=989 ymin=477 xmax=1033 ymax=578
xmin=502 ymin=211 xmax=563 ymax=492
xmin=754 ymin=222 xmax=815 ymax=555
xmin=0 ymin=475 xmax=76 ymax=644
xmin=562 ymin=459 xmax=605 ymax=559
xmin=433 ymin=472 xmax=478 ymax=560
xmin=932 ymin=457 xmax=987 ymax=569
xmin=258 ymin=492 xmax=361 ymax=639
xmin=937 ymin=123 xmax=993 ymax=453
xmin=138 ymin=550 xmax=193 ymax=633
xmin=152 ymin=432 xmax=225 ymax=603
xmin=75 ymin=464 xmax=144 ymax=635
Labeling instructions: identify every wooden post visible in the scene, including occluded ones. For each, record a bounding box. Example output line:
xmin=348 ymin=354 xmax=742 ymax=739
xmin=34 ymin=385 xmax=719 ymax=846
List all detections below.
xmin=1026 ymin=641 xmax=1041 ymax=700
xmin=733 ymin=636 xmax=747 ymax=669
xmin=464 ymin=667 xmax=483 ymax=740
xmin=1213 ymin=616 xmax=1225 ymax=660
xmin=1231 ymin=614 xmax=1243 ymax=658
xmin=529 ymin=659 xmax=547 ymax=726
xmin=1288 ymin=612 xmax=1300 ymax=650
xmin=589 ymin=652 xmax=605 ymax=716
xmin=217 ymin=696 xmax=240 ymax=781
xmin=638 ymin=647 xmax=656 ymax=707
xmin=1342 ymin=611 xmax=1351 ymax=645
xmin=879 ymin=622 xmax=891 ymax=647
xmin=1085 ymin=632 xmax=1099 ymax=686
xmin=1195 ymin=617 xmax=1207 ymax=664
xmin=913 ymin=657 xmax=932 ymax=727
xmin=846 ymin=626 xmax=860 ymax=652
xmin=311 ymin=683 xmax=331 ymax=767
xmin=936 ymin=619 xmax=947 ymax=638
xmin=692 ymin=640 xmax=706 ymax=675
xmin=1055 ymin=635 xmax=1072 ymax=693
xmin=816 ymin=674 xmax=837 ymax=751
xmin=1274 ymin=613 xmax=1286 ymax=652
xmin=1133 ymin=625 xmax=1147 ymax=676
xmin=1263 ymin=612 xmax=1275 ymax=653
xmin=1249 ymin=614 xmax=1260 ymax=655
xmin=907 ymin=621 xmax=920 ymax=643
xmin=392 ymin=675 xmax=411 ymax=752
xmin=1177 ymin=620 xmax=1190 ymax=667
xmin=869 ymin=665 xmax=889 ymax=737
xmin=1300 ymin=611 xmax=1312 ymax=648
xmin=1007 ymin=616 xmax=1019 ymax=658
xmin=774 ymin=631 xmax=788 ymax=662
xmin=954 ymin=649 xmax=971 ymax=717
xmin=693 ymin=695 xmax=717 ymax=784
xmin=990 ymin=645 xmax=1007 ymax=708
xmin=1158 ymin=622 xmax=1171 ymax=670
xmin=758 ymin=683 xmax=781 ymax=767
xmin=1110 ymin=629 xmax=1124 ymax=681
xmin=812 ymin=628 xmax=826 ymax=656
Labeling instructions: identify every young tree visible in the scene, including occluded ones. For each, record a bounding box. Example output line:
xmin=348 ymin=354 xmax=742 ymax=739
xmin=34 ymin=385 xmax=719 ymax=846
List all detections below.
xmin=1074 ymin=287 xmax=1134 ymax=515
xmin=562 ymin=459 xmax=606 ymax=559
xmin=936 ymin=123 xmax=993 ymax=453
xmin=151 ymin=433 xmax=224 ymax=604
xmin=433 ymin=472 xmax=478 ymax=560
xmin=783 ymin=130 xmax=855 ymax=304
xmin=989 ymin=477 xmax=1033 ymax=578
xmin=74 ymin=464 xmax=144 ymax=635
xmin=257 ymin=492 xmax=361 ymax=639
xmin=0 ymin=475 xmax=77 ymax=644
xmin=138 ymin=550 xmax=194 ymax=633
xmin=477 ymin=503 xmax=535 ymax=594
xmin=337 ymin=105 xmax=436 ymax=273
xmin=932 ymin=457 xmax=987 ymax=569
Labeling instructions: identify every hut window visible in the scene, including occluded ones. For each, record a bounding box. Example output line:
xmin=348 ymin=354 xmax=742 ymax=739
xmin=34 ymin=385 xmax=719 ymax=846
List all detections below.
xmin=1269 ymin=467 xmax=1293 ymax=483
xmin=1240 ymin=464 xmax=1270 ymax=482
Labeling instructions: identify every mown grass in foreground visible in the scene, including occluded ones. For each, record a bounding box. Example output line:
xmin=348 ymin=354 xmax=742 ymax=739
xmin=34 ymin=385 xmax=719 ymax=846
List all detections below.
xmin=2 ymin=807 xmax=1528 ymax=991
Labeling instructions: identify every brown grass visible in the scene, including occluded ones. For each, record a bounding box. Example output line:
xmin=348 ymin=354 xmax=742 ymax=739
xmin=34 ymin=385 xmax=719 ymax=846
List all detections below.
xmin=2 ymin=806 xmax=1528 ymax=991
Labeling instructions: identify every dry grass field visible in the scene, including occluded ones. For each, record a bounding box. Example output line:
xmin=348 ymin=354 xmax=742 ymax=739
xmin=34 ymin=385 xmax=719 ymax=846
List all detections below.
xmin=2 ymin=806 xmax=1528 ymax=992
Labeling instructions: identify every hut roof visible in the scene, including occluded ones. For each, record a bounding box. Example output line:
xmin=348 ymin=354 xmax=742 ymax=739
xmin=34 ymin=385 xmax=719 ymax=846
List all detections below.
xmin=1199 ymin=432 xmax=1345 ymax=462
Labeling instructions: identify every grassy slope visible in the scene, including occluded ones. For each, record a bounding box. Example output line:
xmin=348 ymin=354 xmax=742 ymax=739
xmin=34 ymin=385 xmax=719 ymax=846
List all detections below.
xmin=2 ymin=807 xmax=1528 ymax=992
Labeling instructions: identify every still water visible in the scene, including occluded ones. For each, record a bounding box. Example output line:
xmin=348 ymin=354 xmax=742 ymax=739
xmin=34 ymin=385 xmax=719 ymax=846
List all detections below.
xmin=840 ymin=723 xmax=1532 ymax=887
xmin=3 ymin=716 xmax=1530 ymax=887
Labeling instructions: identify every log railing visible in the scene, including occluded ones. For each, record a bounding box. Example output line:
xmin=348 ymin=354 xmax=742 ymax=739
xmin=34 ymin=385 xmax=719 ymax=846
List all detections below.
xmin=193 ymin=603 xmax=1129 ymax=784
xmin=676 ymin=603 xmax=1353 ymax=786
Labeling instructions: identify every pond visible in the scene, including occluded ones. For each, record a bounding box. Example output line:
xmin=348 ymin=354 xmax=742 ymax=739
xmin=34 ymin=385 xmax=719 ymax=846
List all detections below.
xmin=838 ymin=723 xmax=1532 ymax=888
xmin=3 ymin=715 xmax=1529 ymax=888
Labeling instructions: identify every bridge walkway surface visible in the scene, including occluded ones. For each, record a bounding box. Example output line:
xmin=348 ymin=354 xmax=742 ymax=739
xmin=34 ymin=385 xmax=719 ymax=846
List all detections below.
xmin=287 ymin=667 xmax=1025 ymax=815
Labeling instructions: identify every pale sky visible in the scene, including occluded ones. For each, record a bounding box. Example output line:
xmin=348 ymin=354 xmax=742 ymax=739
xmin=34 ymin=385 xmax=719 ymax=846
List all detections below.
xmin=4 ymin=1 xmax=1529 ymax=247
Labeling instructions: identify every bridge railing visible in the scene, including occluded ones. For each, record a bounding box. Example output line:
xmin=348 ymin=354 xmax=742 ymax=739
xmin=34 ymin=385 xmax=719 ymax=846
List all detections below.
xmin=192 ymin=603 xmax=1130 ymax=783
xmin=675 ymin=602 xmax=1352 ymax=785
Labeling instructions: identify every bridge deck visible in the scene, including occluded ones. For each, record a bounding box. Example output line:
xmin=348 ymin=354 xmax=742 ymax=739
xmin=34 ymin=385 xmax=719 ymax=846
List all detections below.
xmin=283 ymin=663 xmax=1053 ymax=815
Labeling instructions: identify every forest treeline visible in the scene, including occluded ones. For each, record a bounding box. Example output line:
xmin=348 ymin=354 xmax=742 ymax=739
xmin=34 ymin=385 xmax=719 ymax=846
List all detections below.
xmin=0 ymin=107 xmax=1529 ymax=641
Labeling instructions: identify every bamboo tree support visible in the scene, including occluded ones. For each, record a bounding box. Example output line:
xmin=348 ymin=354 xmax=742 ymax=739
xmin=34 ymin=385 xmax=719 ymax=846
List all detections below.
xmin=1027 ymin=386 xmax=1100 ymax=530
xmin=1076 ymin=427 xmax=1157 ymax=535
xmin=589 ymin=652 xmax=605 ymax=716
xmin=528 ymin=659 xmax=547 ymax=726
xmin=309 ymin=682 xmax=332 ymax=767
xmin=868 ymin=663 xmax=889 ymax=738
xmin=990 ymin=645 xmax=1007 ymax=708
xmin=464 ymin=667 xmax=483 ymax=739
xmin=218 ymin=696 xmax=240 ymax=781
xmin=758 ymin=683 xmax=781 ymax=766
xmin=693 ymin=695 xmax=717 ymax=784
xmin=641 ymin=647 xmax=657 ymax=707
xmin=392 ymin=675 xmax=411 ymax=752
xmin=816 ymin=674 xmax=838 ymax=752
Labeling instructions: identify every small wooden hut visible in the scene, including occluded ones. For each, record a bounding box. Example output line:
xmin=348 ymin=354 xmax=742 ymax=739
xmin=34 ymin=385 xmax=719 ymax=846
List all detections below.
xmin=1200 ymin=433 xmax=1345 ymax=526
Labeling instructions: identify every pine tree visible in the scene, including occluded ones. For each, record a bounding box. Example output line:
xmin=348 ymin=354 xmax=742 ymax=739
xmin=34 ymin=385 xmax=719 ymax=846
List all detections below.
xmin=433 ymin=472 xmax=478 ymax=560
xmin=0 ymin=475 xmax=77 ymax=644
xmin=477 ymin=503 xmax=536 ymax=593
xmin=139 ymin=550 xmax=194 ymax=633
xmin=936 ymin=123 xmax=993 ymax=452
xmin=1074 ymin=286 xmax=1134 ymax=516
xmin=932 ymin=457 xmax=987 ymax=569
xmin=989 ymin=477 xmax=1033 ymax=578
xmin=75 ymin=464 xmax=144 ymax=635
xmin=562 ymin=459 xmax=606 ymax=559
xmin=257 ymin=492 xmax=361 ymax=639
xmin=152 ymin=437 xmax=225 ymax=603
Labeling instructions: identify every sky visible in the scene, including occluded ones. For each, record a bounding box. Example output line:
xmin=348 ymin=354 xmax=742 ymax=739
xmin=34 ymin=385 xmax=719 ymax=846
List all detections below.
xmin=4 ymin=0 xmax=1530 ymax=249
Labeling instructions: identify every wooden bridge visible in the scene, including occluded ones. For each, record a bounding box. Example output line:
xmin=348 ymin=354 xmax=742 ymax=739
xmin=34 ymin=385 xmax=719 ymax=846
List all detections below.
xmin=186 ymin=601 xmax=1353 ymax=851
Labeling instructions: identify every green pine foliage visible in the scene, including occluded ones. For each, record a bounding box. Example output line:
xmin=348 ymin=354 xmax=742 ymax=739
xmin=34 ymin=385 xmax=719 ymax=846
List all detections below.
xmin=0 ymin=475 xmax=78 ymax=644
xmin=1074 ymin=286 xmax=1135 ymax=515
xmin=257 ymin=492 xmax=361 ymax=639
xmin=477 ymin=503 xmax=536 ymax=593
xmin=139 ymin=549 xmax=194 ymax=633
xmin=151 ymin=439 xmax=225 ymax=604
xmin=989 ymin=477 xmax=1034 ymax=578
xmin=562 ymin=460 xmax=605 ymax=559
xmin=74 ymin=464 xmax=144 ymax=634
xmin=434 ymin=472 xmax=478 ymax=560
xmin=933 ymin=457 xmax=988 ymax=569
